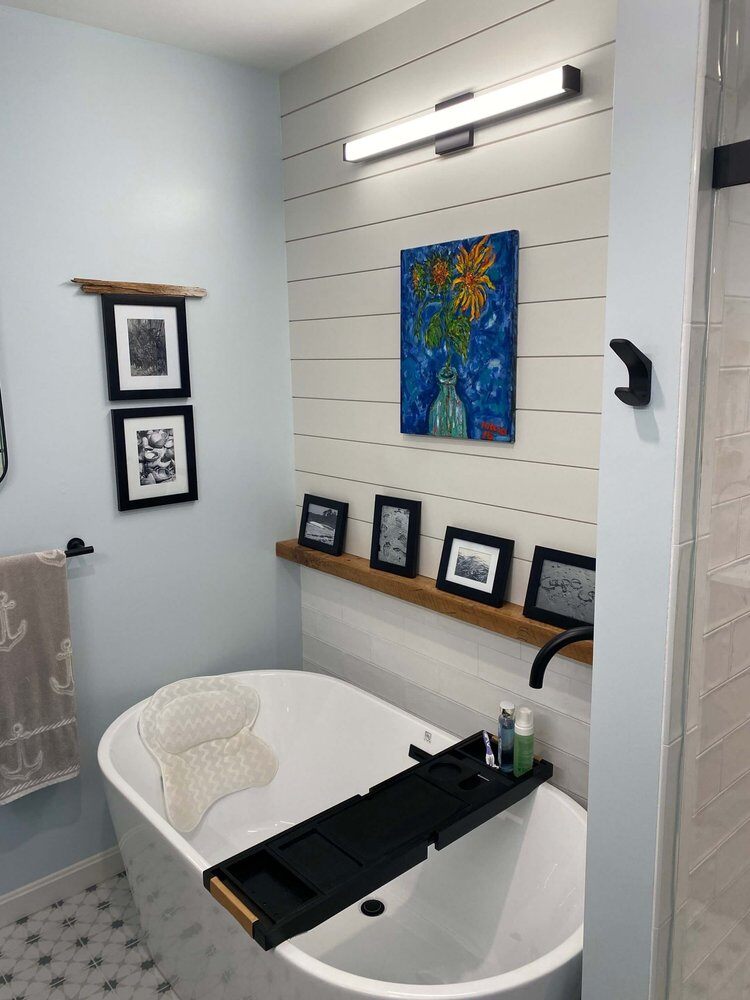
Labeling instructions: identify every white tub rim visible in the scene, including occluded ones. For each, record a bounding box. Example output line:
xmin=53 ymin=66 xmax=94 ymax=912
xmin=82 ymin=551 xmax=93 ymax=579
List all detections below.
xmin=98 ymin=668 xmax=586 ymax=998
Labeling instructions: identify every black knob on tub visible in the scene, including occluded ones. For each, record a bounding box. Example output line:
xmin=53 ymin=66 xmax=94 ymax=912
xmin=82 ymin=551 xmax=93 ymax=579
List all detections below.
xmin=360 ymin=898 xmax=385 ymax=917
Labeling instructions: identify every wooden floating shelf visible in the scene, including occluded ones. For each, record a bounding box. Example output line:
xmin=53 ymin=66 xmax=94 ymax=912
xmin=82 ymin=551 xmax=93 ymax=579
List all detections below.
xmin=276 ymin=540 xmax=593 ymax=666
xmin=71 ymin=278 xmax=207 ymax=298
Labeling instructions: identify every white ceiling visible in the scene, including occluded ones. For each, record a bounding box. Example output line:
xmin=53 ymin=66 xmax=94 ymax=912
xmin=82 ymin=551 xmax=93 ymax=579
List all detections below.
xmin=2 ymin=0 xmax=426 ymax=71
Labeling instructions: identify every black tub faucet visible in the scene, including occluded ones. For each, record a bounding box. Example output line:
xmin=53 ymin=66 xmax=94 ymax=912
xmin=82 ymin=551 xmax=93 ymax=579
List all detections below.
xmin=528 ymin=626 xmax=593 ymax=689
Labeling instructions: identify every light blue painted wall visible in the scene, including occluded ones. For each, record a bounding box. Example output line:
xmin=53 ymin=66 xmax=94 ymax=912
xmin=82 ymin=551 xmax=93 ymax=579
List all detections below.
xmin=0 ymin=6 xmax=301 ymax=895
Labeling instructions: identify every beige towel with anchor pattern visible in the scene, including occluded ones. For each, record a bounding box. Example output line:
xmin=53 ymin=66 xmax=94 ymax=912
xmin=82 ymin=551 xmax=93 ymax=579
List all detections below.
xmin=0 ymin=551 xmax=80 ymax=804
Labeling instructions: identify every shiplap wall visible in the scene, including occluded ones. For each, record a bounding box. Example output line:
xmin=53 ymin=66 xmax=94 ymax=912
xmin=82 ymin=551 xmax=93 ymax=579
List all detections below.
xmin=280 ymin=0 xmax=615 ymax=803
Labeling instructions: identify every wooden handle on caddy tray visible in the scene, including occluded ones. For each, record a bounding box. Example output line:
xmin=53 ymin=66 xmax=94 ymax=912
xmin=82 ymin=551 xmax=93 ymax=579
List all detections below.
xmin=209 ymin=877 xmax=259 ymax=937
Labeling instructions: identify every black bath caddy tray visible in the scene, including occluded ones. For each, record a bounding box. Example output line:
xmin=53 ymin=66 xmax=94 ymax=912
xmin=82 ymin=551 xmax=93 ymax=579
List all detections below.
xmin=203 ymin=731 xmax=552 ymax=950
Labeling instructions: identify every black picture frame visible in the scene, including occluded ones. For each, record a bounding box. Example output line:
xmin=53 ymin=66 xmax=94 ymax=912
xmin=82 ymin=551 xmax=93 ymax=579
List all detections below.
xmin=369 ymin=495 xmax=421 ymax=577
xmin=436 ymin=527 xmax=514 ymax=607
xmin=523 ymin=546 xmax=596 ymax=630
xmin=111 ymin=405 xmax=198 ymax=511
xmin=102 ymin=294 xmax=191 ymax=401
xmin=298 ymin=494 xmax=348 ymax=556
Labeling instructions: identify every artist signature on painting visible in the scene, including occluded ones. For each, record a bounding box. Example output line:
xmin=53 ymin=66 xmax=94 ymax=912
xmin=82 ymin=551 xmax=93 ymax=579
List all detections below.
xmin=480 ymin=421 xmax=507 ymax=440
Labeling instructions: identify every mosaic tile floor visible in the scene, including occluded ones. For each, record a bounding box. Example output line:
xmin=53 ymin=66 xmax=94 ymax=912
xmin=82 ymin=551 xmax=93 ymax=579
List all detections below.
xmin=0 ymin=872 xmax=174 ymax=999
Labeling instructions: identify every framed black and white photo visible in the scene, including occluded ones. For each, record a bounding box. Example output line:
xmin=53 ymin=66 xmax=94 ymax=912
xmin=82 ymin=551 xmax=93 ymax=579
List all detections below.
xmin=111 ymin=405 xmax=198 ymax=511
xmin=298 ymin=494 xmax=348 ymax=556
xmin=523 ymin=546 xmax=596 ymax=630
xmin=102 ymin=294 xmax=191 ymax=400
xmin=369 ymin=495 xmax=421 ymax=577
xmin=436 ymin=527 xmax=514 ymax=607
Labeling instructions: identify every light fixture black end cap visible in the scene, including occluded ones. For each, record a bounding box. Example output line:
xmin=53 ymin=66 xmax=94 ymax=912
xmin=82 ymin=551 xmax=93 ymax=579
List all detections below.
xmin=562 ymin=65 xmax=582 ymax=95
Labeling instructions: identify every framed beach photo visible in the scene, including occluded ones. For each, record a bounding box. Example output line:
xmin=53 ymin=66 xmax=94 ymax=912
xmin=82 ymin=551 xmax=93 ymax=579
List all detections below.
xmin=523 ymin=546 xmax=596 ymax=630
xmin=111 ymin=405 xmax=198 ymax=511
xmin=102 ymin=294 xmax=191 ymax=400
xmin=369 ymin=495 xmax=421 ymax=577
xmin=436 ymin=527 xmax=514 ymax=607
xmin=298 ymin=495 xmax=348 ymax=556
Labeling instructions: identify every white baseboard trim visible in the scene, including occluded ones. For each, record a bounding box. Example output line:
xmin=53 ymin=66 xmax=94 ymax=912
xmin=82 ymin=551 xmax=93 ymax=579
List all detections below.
xmin=0 ymin=846 xmax=123 ymax=929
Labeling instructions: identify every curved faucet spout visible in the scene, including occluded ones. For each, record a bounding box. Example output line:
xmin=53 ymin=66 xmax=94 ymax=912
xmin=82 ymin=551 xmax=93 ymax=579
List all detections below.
xmin=529 ymin=625 xmax=593 ymax=689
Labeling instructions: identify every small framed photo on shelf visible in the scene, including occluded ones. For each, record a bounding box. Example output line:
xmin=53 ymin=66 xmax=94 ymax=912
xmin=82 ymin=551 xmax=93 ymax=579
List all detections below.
xmin=369 ymin=495 xmax=421 ymax=577
xmin=523 ymin=546 xmax=596 ymax=630
xmin=111 ymin=405 xmax=198 ymax=511
xmin=101 ymin=294 xmax=191 ymax=400
xmin=436 ymin=527 xmax=514 ymax=607
xmin=298 ymin=495 xmax=348 ymax=556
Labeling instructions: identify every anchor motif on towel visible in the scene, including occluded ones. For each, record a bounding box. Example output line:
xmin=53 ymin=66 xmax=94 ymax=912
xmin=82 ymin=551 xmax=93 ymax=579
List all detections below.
xmin=50 ymin=638 xmax=75 ymax=696
xmin=0 ymin=723 xmax=43 ymax=781
xmin=0 ymin=591 xmax=27 ymax=653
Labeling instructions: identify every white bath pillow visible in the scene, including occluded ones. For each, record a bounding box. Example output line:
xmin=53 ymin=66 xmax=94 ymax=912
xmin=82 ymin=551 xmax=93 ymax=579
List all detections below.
xmin=139 ymin=675 xmax=277 ymax=833
xmin=156 ymin=690 xmax=248 ymax=754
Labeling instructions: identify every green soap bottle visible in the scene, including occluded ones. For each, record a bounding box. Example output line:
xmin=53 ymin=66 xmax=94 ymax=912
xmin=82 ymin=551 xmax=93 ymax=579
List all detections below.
xmin=513 ymin=706 xmax=535 ymax=777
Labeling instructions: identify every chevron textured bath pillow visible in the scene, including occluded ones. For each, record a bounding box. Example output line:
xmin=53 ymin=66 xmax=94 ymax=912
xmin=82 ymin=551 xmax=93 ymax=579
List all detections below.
xmin=139 ymin=676 xmax=277 ymax=832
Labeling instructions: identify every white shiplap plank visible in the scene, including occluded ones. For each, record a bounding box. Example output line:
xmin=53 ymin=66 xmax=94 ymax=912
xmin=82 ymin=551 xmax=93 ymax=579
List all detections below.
xmin=281 ymin=0 xmax=616 ymax=156
xmin=293 ymin=399 xmax=601 ymax=468
xmin=285 ymin=111 xmax=613 ymax=240
xmin=280 ymin=0 xmax=549 ymax=115
xmin=290 ymin=298 xmax=606 ymax=360
xmin=294 ymin=472 xmax=598 ymax=562
xmin=292 ymin=357 xmax=603 ymax=413
xmin=283 ymin=44 xmax=615 ymax=200
xmin=518 ymin=298 xmax=606 ymax=358
xmin=294 ymin=436 xmax=598 ymax=523
xmin=519 ymin=357 xmax=603 ymax=412
xmin=286 ymin=175 xmax=610 ymax=281
xmin=293 ymin=359 xmax=395 ymax=402
xmin=288 ymin=239 xmax=608 ymax=320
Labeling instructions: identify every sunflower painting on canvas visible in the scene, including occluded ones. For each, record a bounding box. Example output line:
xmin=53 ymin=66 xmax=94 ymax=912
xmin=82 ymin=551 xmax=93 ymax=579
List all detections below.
xmin=400 ymin=230 xmax=519 ymax=442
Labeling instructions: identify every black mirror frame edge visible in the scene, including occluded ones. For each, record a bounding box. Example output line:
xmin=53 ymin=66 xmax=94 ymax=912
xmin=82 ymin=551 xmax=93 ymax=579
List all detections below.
xmin=0 ymin=385 xmax=7 ymax=486
xmin=435 ymin=526 xmax=514 ymax=607
xmin=369 ymin=494 xmax=421 ymax=578
xmin=298 ymin=494 xmax=349 ymax=557
xmin=523 ymin=545 xmax=596 ymax=631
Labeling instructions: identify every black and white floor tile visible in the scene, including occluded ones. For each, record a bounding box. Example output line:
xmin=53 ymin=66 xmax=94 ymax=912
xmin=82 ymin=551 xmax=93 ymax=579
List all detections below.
xmin=0 ymin=873 xmax=174 ymax=1000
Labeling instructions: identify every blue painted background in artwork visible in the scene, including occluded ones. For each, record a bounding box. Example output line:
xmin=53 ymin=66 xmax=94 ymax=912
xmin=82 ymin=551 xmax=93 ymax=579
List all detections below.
xmin=400 ymin=230 xmax=519 ymax=442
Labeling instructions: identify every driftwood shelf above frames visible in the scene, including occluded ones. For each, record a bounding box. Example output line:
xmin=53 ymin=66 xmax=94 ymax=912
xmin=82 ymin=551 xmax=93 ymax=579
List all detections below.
xmin=71 ymin=278 xmax=207 ymax=298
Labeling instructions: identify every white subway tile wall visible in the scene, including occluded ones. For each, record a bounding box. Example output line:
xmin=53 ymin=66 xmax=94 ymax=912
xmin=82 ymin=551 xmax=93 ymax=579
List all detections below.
xmin=665 ymin=3 xmax=750 ymax=994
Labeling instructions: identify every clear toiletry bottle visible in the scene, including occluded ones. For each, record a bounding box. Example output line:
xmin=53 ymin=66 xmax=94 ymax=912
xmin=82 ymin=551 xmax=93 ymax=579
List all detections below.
xmin=513 ymin=706 xmax=535 ymax=777
xmin=498 ymin=702 xmax=515 ymax=773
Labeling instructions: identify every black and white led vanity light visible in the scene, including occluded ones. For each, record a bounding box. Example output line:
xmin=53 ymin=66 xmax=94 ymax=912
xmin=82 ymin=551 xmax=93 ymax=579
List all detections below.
xmin=343 ymin=65 xmax=582 ymax=162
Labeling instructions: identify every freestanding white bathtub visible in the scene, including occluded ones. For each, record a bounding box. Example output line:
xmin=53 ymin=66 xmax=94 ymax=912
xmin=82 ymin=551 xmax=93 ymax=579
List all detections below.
xmin=98 ymin=670 xmax=586 ymax=1000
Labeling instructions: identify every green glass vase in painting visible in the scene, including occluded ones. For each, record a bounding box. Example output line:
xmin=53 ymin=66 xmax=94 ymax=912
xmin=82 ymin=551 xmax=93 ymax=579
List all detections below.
xmin=429 ymin=361 xmax=467 ymax=438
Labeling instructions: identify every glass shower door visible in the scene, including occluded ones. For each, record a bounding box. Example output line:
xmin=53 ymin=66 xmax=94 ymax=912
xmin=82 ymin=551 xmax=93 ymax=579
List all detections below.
xmin=667 ymin=2 xmax=750 ymax=995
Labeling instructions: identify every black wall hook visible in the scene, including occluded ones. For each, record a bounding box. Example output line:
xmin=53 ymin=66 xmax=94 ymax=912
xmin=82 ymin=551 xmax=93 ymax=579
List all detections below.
xmin=609 ymin=339 xmax=652 ymax=407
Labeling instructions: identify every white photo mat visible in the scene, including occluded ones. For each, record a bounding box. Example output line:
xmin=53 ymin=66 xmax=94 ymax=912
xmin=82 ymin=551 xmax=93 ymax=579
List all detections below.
xmin=123 ymin=413 xmax=190 ymax=500
xmin=114 ymin=303 xmax=182 ymax=392
xmin=444 ymin=537 xmax=500 ymax=594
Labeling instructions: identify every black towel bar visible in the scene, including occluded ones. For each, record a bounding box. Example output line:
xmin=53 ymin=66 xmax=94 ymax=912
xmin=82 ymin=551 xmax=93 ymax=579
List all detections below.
xmin=65 ymin=538 xmax=94 ymax=558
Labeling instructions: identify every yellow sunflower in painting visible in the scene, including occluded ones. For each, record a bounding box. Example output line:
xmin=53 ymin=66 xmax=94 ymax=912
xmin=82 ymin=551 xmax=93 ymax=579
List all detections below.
xmin=452 ymin=235 xmax=496 ymax=321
